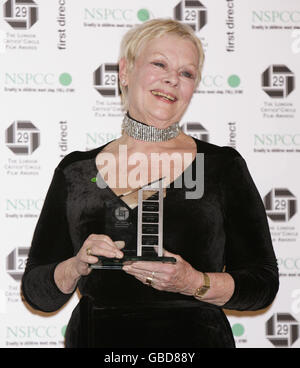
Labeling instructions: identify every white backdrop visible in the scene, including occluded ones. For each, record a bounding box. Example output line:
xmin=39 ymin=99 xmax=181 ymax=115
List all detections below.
xmin=1 ymin=0 xmax=300 ymax=348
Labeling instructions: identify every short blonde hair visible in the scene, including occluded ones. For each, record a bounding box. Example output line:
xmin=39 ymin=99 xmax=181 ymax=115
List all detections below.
xmin=119 ymin=18 xmax=205 ymax=110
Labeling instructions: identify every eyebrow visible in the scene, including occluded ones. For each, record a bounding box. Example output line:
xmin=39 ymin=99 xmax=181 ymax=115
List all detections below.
xmin=151 ymin=52 xmax=197 ymax=69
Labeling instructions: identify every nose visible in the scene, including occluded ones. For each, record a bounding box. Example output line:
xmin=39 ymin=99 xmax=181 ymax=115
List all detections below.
xmin=163 ymin=70 xmax=178 ymax=87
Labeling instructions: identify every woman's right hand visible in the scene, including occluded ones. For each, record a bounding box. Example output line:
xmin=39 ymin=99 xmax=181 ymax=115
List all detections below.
xmin=54 ymin=234 xmax=124 ymax=294
xmin=74 ymin=234 xmax=125 ymax=276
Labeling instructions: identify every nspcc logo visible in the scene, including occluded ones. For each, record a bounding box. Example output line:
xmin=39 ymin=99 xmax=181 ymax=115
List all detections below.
xmin=266 ymin=313 xmax=300 ymax=347
xmin=264 ymin=188 xmax=297 ymax=222
xmin=93 ymin=63 xmax=119 ymax=97
xmin=174 ymin=0 xmax=207 ymax=32
xmin=5 ymin=121 xmax=40 ymax=155
xmin=262 ymin=65 xmax=295 ymax=98
xmin=3 ymin=0 xmax=38 ymax=30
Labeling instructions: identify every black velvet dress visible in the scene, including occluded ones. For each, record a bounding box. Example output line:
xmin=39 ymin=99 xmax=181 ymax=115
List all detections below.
xmin=21 ymin=137 xmax=279 ymax=348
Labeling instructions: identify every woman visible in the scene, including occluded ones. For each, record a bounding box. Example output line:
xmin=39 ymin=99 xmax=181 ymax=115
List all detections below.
xmin=21 ymin=19 xmax=279 ymax=348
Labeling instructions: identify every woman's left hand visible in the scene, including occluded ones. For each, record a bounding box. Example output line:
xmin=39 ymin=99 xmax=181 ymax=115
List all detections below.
xmin=122 ymin=249 xmax=201 ymax=296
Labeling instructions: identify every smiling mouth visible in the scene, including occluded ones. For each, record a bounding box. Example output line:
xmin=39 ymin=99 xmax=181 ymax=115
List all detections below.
xmin=151 ymin=90 xmax=177 ymax=102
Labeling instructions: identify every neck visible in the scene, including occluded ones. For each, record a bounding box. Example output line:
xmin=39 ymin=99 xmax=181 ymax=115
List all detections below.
xmin=119 ymin=131 xmax=185 ymax=151
xmin=127 ymin=111 xmax=173 ymax=129
xmin=122 ymin=112 xmax=181 ymax=143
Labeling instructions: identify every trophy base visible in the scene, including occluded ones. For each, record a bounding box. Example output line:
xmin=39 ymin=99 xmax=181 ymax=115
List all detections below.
xmin=90 ymin=255 xmax=177 ymax=269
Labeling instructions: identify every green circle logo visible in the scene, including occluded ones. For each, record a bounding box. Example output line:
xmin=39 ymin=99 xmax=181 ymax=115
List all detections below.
xmin=232 ymin=323 xmax=245 ymax=337
xmin=228 ymin=74 xmax=240 ymax=88
xmin=61 ymin=325 xmax=67 ymax=337
xmin=137 ymin=9 xmax=150 ymax=22
xmin=59 ymin=73 xmax=72 ymax=86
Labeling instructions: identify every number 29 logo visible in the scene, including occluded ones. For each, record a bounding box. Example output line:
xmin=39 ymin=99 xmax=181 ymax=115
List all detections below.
xmin=3 ymin=0 xmax=38 ymax=30
xmin=5 ymin=121 xmax=40 ymax=155
xmin=93 ymin=63 xmax=120 ymax=97
xmin=266 ymin=313 xmax=300 ymax=347
xmin=174 ymin=0 xmax=207 ymax=32
xmin=264 ymin=188 xmax=297 ymax=222
xmin=6 ymin=247 xmax=29 ymax=281
xmin=262 ymin=64 xmax=295 ymax=98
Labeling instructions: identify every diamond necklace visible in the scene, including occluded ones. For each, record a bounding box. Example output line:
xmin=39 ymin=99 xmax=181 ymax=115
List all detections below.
xmin=122 ymin=113 xmax=181 ymax=142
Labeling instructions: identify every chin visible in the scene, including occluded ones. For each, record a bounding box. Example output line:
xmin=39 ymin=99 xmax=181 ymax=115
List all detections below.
xmin=148 ymin=110 xmax=180 ymax=126
xmin=150 ymin=117 xmax=177 ymax=128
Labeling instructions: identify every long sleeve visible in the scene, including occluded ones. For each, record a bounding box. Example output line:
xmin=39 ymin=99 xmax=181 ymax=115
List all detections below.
xmin=21 ymin=167 xmax=75 ymax=312
xmin=221 ymin=154 xmax=279 ymax=311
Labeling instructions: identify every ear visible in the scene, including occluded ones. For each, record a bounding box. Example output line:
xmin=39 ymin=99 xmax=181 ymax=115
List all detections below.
xmin=119 ymin=57 xmax=128 ymax=86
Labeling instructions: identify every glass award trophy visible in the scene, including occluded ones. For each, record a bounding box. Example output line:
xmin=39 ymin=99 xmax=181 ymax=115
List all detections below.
xmin=91 ymin=178 xmax=176 ymax=269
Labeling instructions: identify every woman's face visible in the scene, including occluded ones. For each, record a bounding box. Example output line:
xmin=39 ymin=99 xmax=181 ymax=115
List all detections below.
xmin=120 ymin=34 xmax=199 ymax=129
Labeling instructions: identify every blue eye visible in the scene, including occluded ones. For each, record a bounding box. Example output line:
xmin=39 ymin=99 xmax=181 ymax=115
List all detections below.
xmin=181 ymin=71 xmax=194 ymax=79
xmin=152 ymin=62 xmax=165 ymax=68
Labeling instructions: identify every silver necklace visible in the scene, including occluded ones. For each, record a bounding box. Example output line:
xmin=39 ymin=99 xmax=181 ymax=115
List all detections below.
xmin=122 ymin=113 xmax=181 ymax=142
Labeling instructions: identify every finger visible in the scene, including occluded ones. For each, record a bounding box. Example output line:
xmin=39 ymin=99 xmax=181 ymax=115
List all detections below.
xmin=123 ymin=266 xmax=152 ymax=278
xmin=153 ymin=247 xmax=180 ymax=264
xmin=88 ymin=235 xmax=125 ymax=256
xmin=84 ymin=245 xmax=123 ymax=261
xmin=85 ymin=255 xmax=99 ymax=264
xmin=114 ymin=240 xmax=125 ymax=249
xmin=129 ymin=261 xmax=175 ymax=273
xmin=88 ymin=234 xmax=115 ymax=246
xmin=134 ymin=273 xmax=155 ymax=286
xmin=123 ymin=267 xmax=165 ymax=286
xmin=123 ymin=268 xmax=167 ymax=291
xmin=134 ymin=274 xmax=150 ymax=285
xmin=87 ymin=240 xmax=123 ymax=258
xmin=135 ymin=274 xmax=164 ymax=291
xmin=162 ymin=249 xmax=180 ymax=260
xmin=98 ymin=238 xmax=125 ymax=255
xmin=122 ymin=266 xmax=149 ymax=281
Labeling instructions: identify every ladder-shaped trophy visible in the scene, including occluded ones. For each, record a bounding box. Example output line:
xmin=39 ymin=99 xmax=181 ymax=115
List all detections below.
xmin=91 ymin=177 xmax=176 ymax=269
xmin=137 ymin=178 xmax=164 ymax=258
